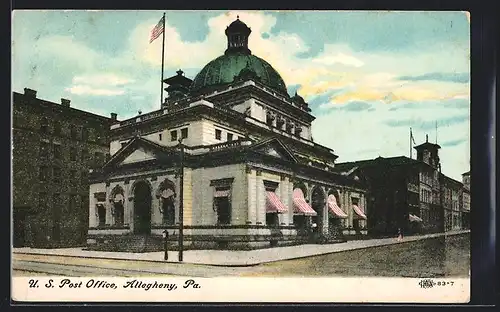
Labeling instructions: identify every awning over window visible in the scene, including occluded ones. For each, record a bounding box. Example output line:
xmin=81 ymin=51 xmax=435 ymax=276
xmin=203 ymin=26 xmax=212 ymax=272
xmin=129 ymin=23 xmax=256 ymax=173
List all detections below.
xmin=114 ymin=194 xmax=124 ymax=203
xmin=266 ymin=191 xmax=288 ymax=214
xmin=161 ymin=189 xmax=175 ymax=199
xmin=292 ymin=189 xmax=317 ymax=216
xmin=214 ymin=189 xmax=230 ymax=198
xmin=409 ymin=214 xmax=423 ymax=222
xmin=352 ymin=205 xmax=367 ymax=219
xmin=327 ymin=195 xmax=348 ymax=218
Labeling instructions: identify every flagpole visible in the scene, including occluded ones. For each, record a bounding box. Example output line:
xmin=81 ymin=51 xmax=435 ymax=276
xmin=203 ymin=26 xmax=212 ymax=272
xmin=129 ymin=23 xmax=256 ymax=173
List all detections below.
xmin=409 ymin=127 xmax=412 ymax=159
xmin=160 ymin=12 xmax=166 ymax=108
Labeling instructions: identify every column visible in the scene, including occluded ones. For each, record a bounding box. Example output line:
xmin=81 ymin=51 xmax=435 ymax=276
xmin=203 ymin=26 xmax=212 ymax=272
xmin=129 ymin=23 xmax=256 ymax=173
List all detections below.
xmin=246 ymin=167 xmax=256 ymax=224
xmin=288 ymin=178 xmax=294 ymax=225
xmin=105 ymin=200 xmax=112 ymax=225
xmin=256 ymin=170 xmax=265 ymax=225
xmin=322 ymin=194 xmax=329 ymax=235
xmin=124 ymin=182 xmax=130 ymax=225
xmin=279 ymin=175 xmax=289 ymax=225
xmin=89 ymin=194 xmax=97 ymax=228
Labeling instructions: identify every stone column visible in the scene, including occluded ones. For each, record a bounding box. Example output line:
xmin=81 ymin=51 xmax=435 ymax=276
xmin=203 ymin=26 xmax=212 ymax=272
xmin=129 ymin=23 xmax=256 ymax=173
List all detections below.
xmin=279 ymin=175 xmax=289 ymax=225
xmin=89 ymin=194 xmax=97 ymax=228
xmin=256 ymin=170 xmax=265 ymax=225
xmin=124 ymin=182 xmax=130 ymax=225
xmin=322 ymin=193 xmax=329 ymax=235
xmin=246 ymin=167 xmax=256 ymax=224
xmin=288 ymin=177 xmax=294 ymax=225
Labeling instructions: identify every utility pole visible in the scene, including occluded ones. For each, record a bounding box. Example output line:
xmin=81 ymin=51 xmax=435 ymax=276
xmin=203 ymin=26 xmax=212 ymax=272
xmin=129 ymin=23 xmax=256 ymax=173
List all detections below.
xmin=178 ymin=138 xmax=184 ymax=262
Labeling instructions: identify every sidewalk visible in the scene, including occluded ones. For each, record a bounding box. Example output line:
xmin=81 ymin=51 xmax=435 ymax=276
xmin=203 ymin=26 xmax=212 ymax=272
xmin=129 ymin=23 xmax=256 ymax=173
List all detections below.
xmin=13 ymin=230 xmax=469 ymax=266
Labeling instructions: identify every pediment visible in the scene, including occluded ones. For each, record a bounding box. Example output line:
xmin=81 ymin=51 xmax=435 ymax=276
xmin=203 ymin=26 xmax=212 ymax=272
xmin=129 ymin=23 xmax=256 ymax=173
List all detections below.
xmin=120 ymin=147 xmax=158 ymax=165
xmin=252 ymin=138 xmax=298 ymax=163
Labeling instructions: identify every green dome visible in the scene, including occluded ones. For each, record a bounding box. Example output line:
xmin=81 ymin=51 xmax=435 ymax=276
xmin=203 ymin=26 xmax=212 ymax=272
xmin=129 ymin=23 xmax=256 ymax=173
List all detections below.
xmin=190 ymin=52 xmax=288 ymax=95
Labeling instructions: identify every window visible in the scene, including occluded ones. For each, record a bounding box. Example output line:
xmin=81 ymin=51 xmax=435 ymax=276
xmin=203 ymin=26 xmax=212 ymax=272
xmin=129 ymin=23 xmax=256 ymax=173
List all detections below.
xmin=215 ymin=129 xmax=222 ymax=140
xmin=266 ymin=212 xmax=279 ymax=227
xmin=81 ymin=170 xmax=88 ymax=184
xmin=70 ymin=170 xmax=77 ymax=184
xmin=159 ymin=133 xmax=163 ymax=141
xmin=170 ymin=130 xmax=178 ymax=141
xmin=227 ymin=133 xmax=233 ymax=141
xmin=38 ymin=192 xmax=48 ymax=209
xmin=70 ymin=126 xmax=78 ymax=139
xmin=97 ymin=204 xmax=106 ymax=226
xmin=81 ymin=149 xmax=88 ymax=162
xmin=82 ymin=128 xmax=88 ymax=141
xmin=39 ymin=166 xmax=49 ymax=181
xmin=68 ymin=194 xmax=76 ymax=212
xmin=181 ymin=128 xmax=188 ymax=139
xmin=39 ymin=141 xmax=49 ymax=157
xmin=70 ymin=147 xmax=77 ymax=161
xmin=53 ymin=144 xmax=61 ymax=159
xmin=40 ymin=118 xmax=49 ymax=133
xmin=53 ymin=121 xmax=61 ymax=136
xmin=53 ymin=167 xmax=61 ymax=182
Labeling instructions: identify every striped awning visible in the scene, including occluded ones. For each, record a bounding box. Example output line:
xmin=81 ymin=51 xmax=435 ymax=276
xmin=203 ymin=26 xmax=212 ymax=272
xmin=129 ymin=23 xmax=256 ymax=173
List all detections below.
xmin=114 ymin=194 xmax=124 ymax=203
xmin=292 ymin=189 xmax=317 ymax=216
xmin=327 ymin=195 xmax=348 ymax=218
xmin=161 ymin=188 xmax=175 ymax=199
xmin=214 ymin=189 xmax=230 ymax=198
xmin=352 ymin=204 xmax=367 ymax=220
xmin=266 ymin=191 xmax=288 ymax=214
xmin=409 ymin=214 xmax=423 ymax=222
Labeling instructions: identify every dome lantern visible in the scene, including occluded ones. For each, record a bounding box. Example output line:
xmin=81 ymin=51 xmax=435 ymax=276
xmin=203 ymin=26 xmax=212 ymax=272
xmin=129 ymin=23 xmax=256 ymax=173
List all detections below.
xmin=225 ymin=16 xmax=252 ymax=55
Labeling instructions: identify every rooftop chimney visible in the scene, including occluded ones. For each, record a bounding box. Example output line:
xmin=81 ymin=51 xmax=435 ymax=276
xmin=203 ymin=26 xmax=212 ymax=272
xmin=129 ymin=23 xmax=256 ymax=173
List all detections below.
xmin=61 ymin=98 xmax=71 ymax=107
xmin=426 ymin=134 xmax=428 ymax=142
xmin=24 ymin=88 xmax=37 ymax=98
xmin=110 ymin=113 xmax=117 ymax=120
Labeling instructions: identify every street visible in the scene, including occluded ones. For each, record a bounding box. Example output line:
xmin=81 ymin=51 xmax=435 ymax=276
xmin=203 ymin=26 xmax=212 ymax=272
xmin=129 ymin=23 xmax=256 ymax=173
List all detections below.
xmin=13 ymin=233 xmax=469 ymax=278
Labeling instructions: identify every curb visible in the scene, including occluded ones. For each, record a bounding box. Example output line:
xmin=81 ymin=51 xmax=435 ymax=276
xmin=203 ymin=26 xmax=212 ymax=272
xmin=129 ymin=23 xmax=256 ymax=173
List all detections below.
xmin=13 ymin=231 xmax=470 ymax=267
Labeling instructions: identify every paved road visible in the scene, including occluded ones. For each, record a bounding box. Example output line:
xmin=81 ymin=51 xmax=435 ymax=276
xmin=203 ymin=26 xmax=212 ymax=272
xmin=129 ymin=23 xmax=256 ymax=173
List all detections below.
xmin=13 ymin=234 xmax=470 ymax=278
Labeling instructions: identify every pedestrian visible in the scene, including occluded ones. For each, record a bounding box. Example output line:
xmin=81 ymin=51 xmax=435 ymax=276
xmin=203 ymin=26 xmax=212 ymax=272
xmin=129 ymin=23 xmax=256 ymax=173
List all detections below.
xmin=397 ymin=228 xmax=403 ymax=242
xmin=163 ymin=230 xmax=169 ymax=260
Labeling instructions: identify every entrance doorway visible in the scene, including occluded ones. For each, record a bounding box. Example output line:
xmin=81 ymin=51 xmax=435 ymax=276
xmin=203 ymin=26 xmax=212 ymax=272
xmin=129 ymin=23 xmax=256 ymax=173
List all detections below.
xmin=133 ymin=181 xmax=152 ymax=234
xmin=311 ymin=187 xmax=325 ymax=234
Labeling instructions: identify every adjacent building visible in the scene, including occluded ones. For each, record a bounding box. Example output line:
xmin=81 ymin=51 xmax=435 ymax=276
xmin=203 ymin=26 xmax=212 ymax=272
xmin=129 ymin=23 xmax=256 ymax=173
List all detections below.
xmin=86 ymin=18 xmax=368 ymax=252
xmin=12 ymin=88 xmax=115 ymax=248
xmin=334 ymin=135 xmax=470 ymax=237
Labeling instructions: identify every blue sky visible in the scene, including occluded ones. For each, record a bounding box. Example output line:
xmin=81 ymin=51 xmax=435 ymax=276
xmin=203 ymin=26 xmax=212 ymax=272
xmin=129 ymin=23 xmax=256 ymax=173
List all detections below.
xmin=11 ymin=10 xmax=470 ymax=180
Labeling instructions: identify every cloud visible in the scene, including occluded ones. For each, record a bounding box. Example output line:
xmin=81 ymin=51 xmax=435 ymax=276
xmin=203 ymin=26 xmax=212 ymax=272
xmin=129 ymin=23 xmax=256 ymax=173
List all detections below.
xmin=73 ymin=74 xmax=134 ymax=86
xmin=64 ymin=85 xmax=125 ymax=96
xmin=398 ymin=72 xmax=470 ymax=83
xmin=384 ymin=114 xmax=469 ymax=130
xmin=311 ymin=52 xmax=364 ymax=67
xmin=441 ymin=138 xmax=466 ymax=147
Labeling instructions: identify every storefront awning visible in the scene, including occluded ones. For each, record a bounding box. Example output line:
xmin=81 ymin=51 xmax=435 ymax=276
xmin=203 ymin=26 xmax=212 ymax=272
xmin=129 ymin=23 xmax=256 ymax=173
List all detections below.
xmin=327 ymin=195 xmax=348 ymax=218
xmin=266 ymin=191 xmax=288 ymax=214
xmin=214 ymin=189 xmax=230 ymax=198
xmin=352 ymin=205 xmax=367 ymax=220
xmin=161 ymin=188 xmax=175 ymax=199
xmin=292 ymin=189 xmax=317 ymax=216
xmin=409 ymin=214 xmax=423 ymax=222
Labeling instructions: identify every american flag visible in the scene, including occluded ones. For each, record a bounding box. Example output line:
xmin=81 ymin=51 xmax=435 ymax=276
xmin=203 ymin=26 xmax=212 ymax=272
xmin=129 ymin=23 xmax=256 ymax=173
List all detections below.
xmin=150 ymin=16 xmax=165 ymax=43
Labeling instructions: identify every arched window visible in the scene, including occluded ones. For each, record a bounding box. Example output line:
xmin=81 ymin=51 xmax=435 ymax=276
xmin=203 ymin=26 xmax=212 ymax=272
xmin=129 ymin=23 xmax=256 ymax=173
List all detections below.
xmin=40 ymin=117 xmax=49 ymax=133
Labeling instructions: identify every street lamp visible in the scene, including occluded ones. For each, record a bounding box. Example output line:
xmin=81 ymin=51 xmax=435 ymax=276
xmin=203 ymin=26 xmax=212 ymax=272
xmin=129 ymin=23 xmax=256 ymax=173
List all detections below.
xmin=178 ymin=138 xmax=184 ymax=262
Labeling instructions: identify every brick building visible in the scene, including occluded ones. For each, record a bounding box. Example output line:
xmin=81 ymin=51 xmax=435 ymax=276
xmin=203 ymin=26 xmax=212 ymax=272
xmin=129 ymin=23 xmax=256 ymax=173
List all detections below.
xmin=12 ymin=88 xmax=115 ymax=247
xmin=334 ymin=135 xmax=470 ymax=237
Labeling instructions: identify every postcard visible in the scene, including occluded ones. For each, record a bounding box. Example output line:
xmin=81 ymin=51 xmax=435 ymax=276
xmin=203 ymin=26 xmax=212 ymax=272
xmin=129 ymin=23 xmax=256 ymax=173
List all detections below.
xmin=11 ymin=10 xmax=470 ymax=303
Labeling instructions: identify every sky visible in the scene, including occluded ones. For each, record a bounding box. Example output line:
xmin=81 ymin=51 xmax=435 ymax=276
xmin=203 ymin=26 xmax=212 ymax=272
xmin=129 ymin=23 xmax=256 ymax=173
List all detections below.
xmin=11 ymin=10 xmax=470 ymax=181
